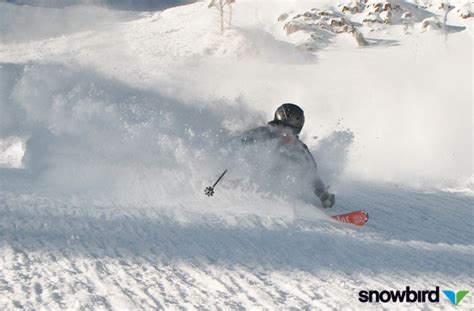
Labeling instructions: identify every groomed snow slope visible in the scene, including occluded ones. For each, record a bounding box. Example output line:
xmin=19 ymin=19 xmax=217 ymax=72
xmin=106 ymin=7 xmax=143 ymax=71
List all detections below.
xmin=0 ymin=0 xmax=473 ymax=309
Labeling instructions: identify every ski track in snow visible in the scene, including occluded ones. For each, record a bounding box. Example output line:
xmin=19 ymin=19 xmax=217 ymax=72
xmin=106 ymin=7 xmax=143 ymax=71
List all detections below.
xmin=0 ymin=181 xmax=472 ymax=309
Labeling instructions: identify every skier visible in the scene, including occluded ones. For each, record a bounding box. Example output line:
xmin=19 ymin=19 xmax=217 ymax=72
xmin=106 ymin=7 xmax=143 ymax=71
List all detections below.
xmin=240 ymin=103 xmax=335 ymax=208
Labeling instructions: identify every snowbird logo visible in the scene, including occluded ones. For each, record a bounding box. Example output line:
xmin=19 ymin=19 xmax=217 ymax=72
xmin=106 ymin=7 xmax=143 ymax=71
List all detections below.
xmin=358 ymin=287 xmax=470 ymax=305
xmin=442 ymin=290 xmax=469 ymax=305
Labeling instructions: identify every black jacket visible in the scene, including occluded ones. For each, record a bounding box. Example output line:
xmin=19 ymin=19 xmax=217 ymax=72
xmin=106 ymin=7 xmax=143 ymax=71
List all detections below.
xmin=240 ymin=122 xmax=327 ymax=198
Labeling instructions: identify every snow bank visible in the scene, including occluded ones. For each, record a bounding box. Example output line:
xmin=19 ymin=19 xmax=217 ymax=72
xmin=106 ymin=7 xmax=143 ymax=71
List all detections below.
xmin=0 ymin=3 xmax=136 ymax=44
xmin=5 ymin=0 xmax=196 ymax=11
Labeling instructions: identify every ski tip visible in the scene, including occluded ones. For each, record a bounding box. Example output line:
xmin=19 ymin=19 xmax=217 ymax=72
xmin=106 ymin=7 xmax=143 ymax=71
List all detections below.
xmin=361 ymin=210 xmax=369 ymax=223
xmin=331 ymin=210 xmax=369 ymax=227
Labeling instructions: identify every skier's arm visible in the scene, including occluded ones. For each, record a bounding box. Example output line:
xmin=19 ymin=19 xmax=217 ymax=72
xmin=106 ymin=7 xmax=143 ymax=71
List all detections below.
xmin=302 ymin=144 xmax=335 ymax=208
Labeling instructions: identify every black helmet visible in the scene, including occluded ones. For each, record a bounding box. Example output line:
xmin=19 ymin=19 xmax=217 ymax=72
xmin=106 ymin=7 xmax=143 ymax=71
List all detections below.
xmin=271 ymin=103 xmax=305 ymax=134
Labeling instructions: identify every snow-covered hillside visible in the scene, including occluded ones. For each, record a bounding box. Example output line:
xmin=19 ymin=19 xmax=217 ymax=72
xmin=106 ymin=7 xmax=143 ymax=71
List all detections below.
xmin=0 ymin=0 xmax=473 ymax=309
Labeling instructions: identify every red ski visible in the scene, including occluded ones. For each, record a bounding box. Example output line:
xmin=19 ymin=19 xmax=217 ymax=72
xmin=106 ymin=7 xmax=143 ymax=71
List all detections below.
xmin=331 ymin=210 xmax=369 ymax=227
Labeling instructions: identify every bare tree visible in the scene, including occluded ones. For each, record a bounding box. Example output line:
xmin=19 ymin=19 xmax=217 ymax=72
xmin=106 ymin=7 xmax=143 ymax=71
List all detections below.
xmin=227 ymin=0 xmax=235 ymax=27
xmin=209 ymin=0 xmax=236 ymax=34
xmin=440 ymin=1 xmax=454 ymax=42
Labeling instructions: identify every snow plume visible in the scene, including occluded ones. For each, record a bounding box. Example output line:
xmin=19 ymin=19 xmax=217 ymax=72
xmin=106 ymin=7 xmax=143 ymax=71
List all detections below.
xmin=3 ymin=64 xmax=214 ymax=199
xmin=312 ymin=130 xmax=354 ymax=187
xmin=2 ymin=63 xmax=298 ymax=213
xmin=177 ymin=32 xmax=472 ymax=191
xmin=1 ymin=63 xmax=334 ymax=217
xmin=0 ymin=0 xmax=471 ymax=199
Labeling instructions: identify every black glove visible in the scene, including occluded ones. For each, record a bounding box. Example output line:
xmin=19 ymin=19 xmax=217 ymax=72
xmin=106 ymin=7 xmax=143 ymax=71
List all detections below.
xmin=319 ymin=191 xmax=335 ymax=208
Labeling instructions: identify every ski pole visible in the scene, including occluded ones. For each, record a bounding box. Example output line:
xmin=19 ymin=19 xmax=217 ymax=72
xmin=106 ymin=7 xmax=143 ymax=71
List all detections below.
xmin=204 ymin=169 xmax=228 ymax=197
